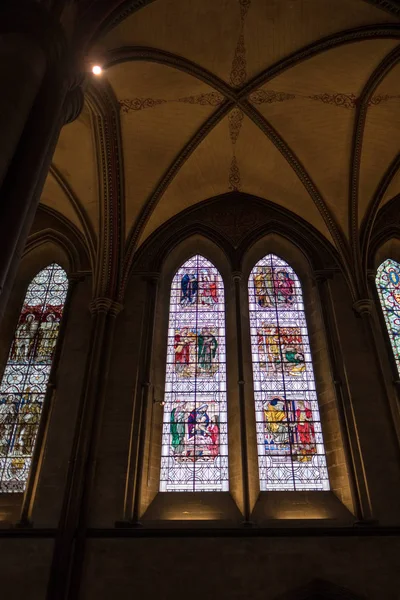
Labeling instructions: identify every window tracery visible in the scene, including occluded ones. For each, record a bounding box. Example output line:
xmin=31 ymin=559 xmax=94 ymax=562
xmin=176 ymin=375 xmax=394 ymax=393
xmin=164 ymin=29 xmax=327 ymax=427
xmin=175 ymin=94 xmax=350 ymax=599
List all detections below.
xmin=376 ymin=258 xmax=400 ymax=375
xmin=160 ymin=255 xmax=228 ymax=492
xmin=0 ymin=263 xmax=68 ymax=492
xmin=248 ymin=254 xmax=329 ymax=491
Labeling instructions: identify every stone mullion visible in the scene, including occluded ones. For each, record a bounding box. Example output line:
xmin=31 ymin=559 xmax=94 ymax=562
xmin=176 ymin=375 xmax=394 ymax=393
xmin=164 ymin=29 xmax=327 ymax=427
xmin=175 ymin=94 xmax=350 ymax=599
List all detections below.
xmin=233 ymin=272 xmax=251 ymax=525
xmin=130 ymin=275 xmax=159 ymax=525
xmin=45 ymin=298 xmax=122 ymax=600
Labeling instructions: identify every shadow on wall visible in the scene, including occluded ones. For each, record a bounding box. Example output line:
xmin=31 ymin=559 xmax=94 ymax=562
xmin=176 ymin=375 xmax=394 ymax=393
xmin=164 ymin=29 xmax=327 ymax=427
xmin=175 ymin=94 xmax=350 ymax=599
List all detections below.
xmin=275 ymin=578 xmax=365 ymax=600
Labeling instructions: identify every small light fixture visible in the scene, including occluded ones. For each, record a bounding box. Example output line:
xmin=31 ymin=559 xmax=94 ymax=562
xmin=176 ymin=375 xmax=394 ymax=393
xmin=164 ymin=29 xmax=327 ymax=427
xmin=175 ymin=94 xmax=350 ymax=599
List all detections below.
xmin=92 ymin=65 xmax=102 ymax=76
xmin=154 ymin=398 xmax=165 ymax=407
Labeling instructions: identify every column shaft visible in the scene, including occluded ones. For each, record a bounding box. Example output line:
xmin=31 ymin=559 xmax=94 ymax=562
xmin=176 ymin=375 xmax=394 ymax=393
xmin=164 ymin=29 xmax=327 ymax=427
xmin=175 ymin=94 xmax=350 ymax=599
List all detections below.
xmin=45 ymin=299 xmax=122 ymax=600
xmin=0 ymin=33 xmax=46 ymax=188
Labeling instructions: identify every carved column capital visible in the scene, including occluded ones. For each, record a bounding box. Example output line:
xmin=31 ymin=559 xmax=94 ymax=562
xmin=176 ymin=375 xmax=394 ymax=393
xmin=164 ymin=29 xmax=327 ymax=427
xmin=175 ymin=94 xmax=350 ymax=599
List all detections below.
xmin=89 ymin=297 xmax=123 ymax=317
xmin=367 ymin=269 xmax=376 ymax=284
xmin=314 ymin=269 xmax=334 ymax=285
xmin=63 ymin=80 xmax=85 ymax=124
xmin=232 ymin=271 xmax=242 ymax=282
xmin=353 ymin=298 xmax=374 ymax=317
xmin=142 ymin=272 xmax=160 ymax=283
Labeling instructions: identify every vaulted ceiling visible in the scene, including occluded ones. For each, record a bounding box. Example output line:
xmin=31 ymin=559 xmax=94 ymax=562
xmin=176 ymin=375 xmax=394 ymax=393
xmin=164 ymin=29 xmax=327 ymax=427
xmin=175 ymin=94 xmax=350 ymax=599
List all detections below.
xmin=41 ymin=0 xmax=400 ymax=298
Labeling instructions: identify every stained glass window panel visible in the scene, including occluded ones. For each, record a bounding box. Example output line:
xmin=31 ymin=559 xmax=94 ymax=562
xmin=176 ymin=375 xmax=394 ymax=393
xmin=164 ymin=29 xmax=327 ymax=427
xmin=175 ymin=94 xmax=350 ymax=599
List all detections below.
xmin=376 ymin=259 xmax=400 ymax=374
xmin=160 ymin=255 xmax=228 ymax=492
xmin=248 ymin=254 xmax=329 ymax=491
xmin=0 ymin=263 xmax=68 ymax=493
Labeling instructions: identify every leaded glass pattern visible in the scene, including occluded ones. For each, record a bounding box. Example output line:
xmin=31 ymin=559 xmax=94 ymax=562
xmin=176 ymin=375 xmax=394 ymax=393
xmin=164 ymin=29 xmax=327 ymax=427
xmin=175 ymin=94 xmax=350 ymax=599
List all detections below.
xmin=376 ymin=258 xmax=400 ymax=374
xmin=248 ymin=254 xmax=329 ymax=491
xmin=0 ymin=263 xmax=68 ymax=493
xmin=160 ymin=255 xmax=228 ymax=492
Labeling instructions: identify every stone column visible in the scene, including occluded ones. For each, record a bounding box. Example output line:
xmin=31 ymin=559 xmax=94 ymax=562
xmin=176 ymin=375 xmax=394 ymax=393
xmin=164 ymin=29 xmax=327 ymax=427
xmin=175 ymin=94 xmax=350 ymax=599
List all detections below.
xmin=130 ymin=274 xmax=159 ymax=525
xmin=45 ymin=297 xmax=122 ymax=600
xmin=315 ymin=273 xmax=368 ymax=520
xmin=233 ymin=272 xmax=251 ymax=525
xmin=0 ymin=0 xmax=83 ymax=320
xmin=329 ymin=272 xmax=400 ymax=524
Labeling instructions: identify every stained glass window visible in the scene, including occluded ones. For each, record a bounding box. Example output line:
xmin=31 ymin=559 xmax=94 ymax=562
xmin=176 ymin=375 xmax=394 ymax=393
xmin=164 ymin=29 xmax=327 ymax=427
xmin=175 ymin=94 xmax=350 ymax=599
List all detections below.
xmin=248 ymin=254 xmax=329 ymax=491
xmin=160 ymin=255 xmax=228 ymax=492
xmin=0 ymin=263 xmax=68 ymax=493
xmin=376 ymin=259 xmax=400 ymax=374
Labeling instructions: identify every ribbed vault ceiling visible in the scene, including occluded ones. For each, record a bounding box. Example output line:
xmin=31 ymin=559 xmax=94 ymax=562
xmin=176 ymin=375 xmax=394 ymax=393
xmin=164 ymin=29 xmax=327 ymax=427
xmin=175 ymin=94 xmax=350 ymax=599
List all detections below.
xmin=41 ymin=0 xmax=400 ymax=297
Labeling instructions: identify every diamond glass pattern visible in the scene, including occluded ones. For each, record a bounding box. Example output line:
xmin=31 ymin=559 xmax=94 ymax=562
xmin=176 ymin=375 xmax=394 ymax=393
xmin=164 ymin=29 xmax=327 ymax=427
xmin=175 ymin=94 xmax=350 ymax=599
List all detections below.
xmin=160 ymin=255 xmax=228 ymax=492
xmin=248 ymin=254 xmax=329 ymax=491
xmin=376 ymin=259 xmax=400 ymax=374
xmin=0 ymin=264 xmax=68 ymax=492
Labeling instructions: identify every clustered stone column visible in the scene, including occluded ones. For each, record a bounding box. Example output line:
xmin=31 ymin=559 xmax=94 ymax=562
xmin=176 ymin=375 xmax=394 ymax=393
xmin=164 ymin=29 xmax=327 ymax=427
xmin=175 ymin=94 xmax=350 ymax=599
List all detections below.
xmin=46 ymin=297 xmax=123 ymax=600
xmin=0 ymin=0 xmax=84 ymax=320
xmin=327 ymin=270 xmax=400 ymax=524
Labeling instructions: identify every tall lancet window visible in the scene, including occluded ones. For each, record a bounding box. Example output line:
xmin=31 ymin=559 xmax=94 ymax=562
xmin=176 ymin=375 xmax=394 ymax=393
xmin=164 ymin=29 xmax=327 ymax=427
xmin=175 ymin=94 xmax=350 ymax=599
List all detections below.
xmin=248 ymin=254 xmax=329 ymax=491
xmin=0 ymin=263 xmax=68 ymax=492
xmin=376 ymin=258 xmax=400 ymax=374
xmin=160 ymin=255 xmax=228 ymax=492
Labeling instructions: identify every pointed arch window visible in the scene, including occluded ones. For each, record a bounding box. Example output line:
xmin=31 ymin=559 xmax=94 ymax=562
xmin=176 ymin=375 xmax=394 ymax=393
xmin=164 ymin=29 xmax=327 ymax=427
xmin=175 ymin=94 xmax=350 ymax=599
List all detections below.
xmin=376 ymin=258 xmax=400 ymax=375
xmin=248 ymin=254 xmax=329 ymax=491
xmin=160 ymin=255 xmax=228 ymax=492
xmin=0 ymin=263 xmax=68 ymax=492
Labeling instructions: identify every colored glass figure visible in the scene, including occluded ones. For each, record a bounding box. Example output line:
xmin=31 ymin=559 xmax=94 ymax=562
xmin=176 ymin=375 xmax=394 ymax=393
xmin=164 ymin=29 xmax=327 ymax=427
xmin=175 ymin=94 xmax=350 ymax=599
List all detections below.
xmin=160 ymin=255 xmax=228 ymax=492
xmin=248 ymin=255 xmax=329 ymax=491
xmin=0 ymin=264 xmax=68 ymax=492
xmin=376 ymin=259 xmax=400 ymax=374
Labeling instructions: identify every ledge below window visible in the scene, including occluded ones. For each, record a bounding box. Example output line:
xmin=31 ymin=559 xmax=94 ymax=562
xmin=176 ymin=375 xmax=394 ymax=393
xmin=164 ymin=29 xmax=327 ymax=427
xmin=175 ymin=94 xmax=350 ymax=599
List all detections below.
xmin=251 ymin=491 xmax=355 ymax=526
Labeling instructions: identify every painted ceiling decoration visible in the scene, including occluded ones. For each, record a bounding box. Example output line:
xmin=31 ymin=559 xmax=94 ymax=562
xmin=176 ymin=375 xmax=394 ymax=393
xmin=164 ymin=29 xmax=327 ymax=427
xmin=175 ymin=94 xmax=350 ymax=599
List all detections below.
xmin=40 ymin=0 xmax=400 ymax=302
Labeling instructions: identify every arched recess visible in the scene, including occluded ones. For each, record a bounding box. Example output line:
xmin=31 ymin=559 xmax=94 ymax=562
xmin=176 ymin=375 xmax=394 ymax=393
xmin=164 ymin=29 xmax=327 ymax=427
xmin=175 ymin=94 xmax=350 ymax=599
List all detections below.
xmin=241 ymin=234 xmax=355 ymax=522
xmin=121 ymin=194 xmax=356 ymax=525
xmin=137 ymin=235 xmax=243 ymax=523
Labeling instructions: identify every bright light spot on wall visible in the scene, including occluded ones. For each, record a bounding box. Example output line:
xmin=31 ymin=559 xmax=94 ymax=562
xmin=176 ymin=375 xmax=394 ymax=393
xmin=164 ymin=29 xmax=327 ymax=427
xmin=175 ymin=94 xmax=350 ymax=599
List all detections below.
xmin=92 ymin=65 xmax=102 ymax=75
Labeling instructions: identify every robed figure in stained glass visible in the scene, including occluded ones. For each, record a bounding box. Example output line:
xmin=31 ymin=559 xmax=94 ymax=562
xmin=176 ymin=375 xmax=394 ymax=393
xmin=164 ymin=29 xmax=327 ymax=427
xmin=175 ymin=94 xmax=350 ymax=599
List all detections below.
xmin=11 ymin=313 xmax=38 ymax=362
xmin=264 ymin=397 xmax=291 ymax=453
xmin=199 ymin=270 xmax=218 ymax=306
xmin=273 ymin=268 xmax=295 ymax=304
xmin=170 ymin=403 xmax=186 ymax=455
xmin=254 ymin=266 xmax=275 ymax=308
xmin=36 ymin=311 xmax=61 ymax=362
xmin=174 ymin=328 xmax=192 ymax=376
xmin=257 ymin=325 xmax=305 ymax=375
xmin=180 ymin=273 xmax=198 ymax=306
xmin=197 ymin=328 xmax=218 ymax=373
xmin=293 ymin=401 xmax=316 ymax=462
